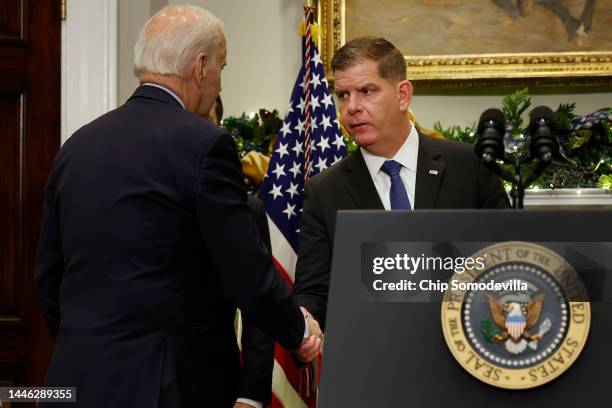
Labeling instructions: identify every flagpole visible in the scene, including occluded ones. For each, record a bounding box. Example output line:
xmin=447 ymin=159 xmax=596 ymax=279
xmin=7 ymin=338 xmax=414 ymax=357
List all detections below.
xmin=302 ymin=2 xmax=315 ymax=181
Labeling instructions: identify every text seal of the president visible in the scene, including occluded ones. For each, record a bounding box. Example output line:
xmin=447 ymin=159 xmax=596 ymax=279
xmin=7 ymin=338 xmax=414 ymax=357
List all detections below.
xmin=440 ymin=241 xmax=590 ymax=389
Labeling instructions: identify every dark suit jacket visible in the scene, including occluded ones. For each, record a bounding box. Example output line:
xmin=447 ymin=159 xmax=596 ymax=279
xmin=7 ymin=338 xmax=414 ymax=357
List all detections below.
xmin=293 ymin=133 xmax=510 ymax=329
xmin=34 ymin=85 xmax=304 ymax=408
xmin=239 ymin=195 xmax=275 ymax=405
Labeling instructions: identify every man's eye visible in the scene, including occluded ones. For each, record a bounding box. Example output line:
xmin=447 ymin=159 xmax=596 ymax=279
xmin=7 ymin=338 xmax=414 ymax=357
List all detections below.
xmin=337 ymin=92 xmax=347 ymax=99
xmin=361 ymin=88 xmax=370 ymax=95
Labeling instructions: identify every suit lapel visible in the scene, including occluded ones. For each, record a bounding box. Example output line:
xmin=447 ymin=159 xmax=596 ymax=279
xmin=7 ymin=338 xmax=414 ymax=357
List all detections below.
xmin=341 ymin=150 xmax=384 ymax=210
xmin=414 ymin=133 xmax=445 ymax=209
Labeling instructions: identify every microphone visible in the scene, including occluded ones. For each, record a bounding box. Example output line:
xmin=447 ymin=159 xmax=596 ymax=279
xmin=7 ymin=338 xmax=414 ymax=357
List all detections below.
xmin=475 ymin=108 xmax=506 ymax=162
xmin=528 ymin=106 xmax=559 ymax=162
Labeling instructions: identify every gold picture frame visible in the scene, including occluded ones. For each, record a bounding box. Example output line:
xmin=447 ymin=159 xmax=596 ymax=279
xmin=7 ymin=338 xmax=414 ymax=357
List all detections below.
xmin=317 ymin=0 xmax=612 ymax=88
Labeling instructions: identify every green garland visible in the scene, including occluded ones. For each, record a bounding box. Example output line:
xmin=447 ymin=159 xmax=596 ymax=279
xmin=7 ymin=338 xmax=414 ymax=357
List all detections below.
xmin=223 ymin=108 xmax=356 ymax=157
xmin=223 ymin=89 xmax=612 ymax=190
xmin=434 ymin=88 xmax=612 ymax=189
xmin=222 ymin=109 xmax=283 ymax=157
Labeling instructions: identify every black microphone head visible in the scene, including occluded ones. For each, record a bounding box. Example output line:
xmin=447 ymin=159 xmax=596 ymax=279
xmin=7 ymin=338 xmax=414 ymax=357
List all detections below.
xmin=475 ymin=108 xmax=505 ymax=161
xmin=529 ymin=106 xmax=556 ymax=131
xmin=528 ymin=106 xmax=559 ymax=160
xmin=478 ymin=108 xmax=506 ymax=135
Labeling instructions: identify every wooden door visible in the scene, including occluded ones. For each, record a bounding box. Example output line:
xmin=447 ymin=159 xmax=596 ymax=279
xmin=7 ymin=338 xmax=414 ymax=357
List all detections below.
xmin=0 ymin=0 xmax=61 ymax=394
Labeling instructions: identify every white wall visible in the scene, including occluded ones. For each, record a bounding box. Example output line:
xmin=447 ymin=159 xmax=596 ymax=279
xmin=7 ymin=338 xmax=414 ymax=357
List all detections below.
xmin=118 ymin=0 xmax=169 ymax=105
xmin=118 ymin=1 xmax=612 ymax=127
xmin=168 ymin=0 xmax=303 ymax=118
xmin=62 ymin=0 xmax=117 ymax=143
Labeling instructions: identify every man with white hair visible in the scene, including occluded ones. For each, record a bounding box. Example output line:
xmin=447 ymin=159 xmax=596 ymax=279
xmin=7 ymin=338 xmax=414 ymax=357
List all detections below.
xmin=35 ymin=5 xmax=321 ymax=408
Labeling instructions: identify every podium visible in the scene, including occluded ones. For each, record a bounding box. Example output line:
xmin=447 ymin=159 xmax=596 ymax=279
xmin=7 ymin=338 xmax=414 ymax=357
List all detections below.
xmin=318 ymin=210 xmax=612 ymax=407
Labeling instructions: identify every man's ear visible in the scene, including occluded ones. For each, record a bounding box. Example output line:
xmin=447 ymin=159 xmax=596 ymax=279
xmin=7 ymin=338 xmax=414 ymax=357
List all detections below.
xmin=397 ymin=80 xmax=413 ymax=112
xmin=193 ymin=53 xmax=207 ymax=87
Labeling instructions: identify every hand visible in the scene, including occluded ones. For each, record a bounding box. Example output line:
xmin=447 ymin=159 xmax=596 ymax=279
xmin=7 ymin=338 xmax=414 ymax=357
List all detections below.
xmin=294 ymin=307 xmax=323 ymax=362
xmin=296 ymin=335 xmax=322 ymax=363
xmin=300 ymin=306 xmax=323 ymax=338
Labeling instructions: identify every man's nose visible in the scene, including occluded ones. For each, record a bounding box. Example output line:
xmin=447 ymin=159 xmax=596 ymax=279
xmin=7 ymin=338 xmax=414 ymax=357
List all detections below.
xmin=346 ymin=94 xmax=362 ymax=115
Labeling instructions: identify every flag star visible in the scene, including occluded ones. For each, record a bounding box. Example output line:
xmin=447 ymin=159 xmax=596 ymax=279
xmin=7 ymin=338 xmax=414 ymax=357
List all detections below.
xmin=315 ymin=157 xmax=328 ymax=171
xmin=287 ymin=103 xmax=294 ymax=113
xmin=280 ymin=121 xmax=291 ymax=137
xmin=322 ymin=77 xmax=329 ymax=87
xmin=320 ymin=114 xmax=332 ymax=132
xmin=333 ymin=134 xmax=346 ymax=149
xmin=297 ymin=97 xmax=307 ymax=113
xmin=334 ymin=118 xmax=340 ymax=127
xmin=310 ymin=95 xmax=320 ymax=111
xmin=317 ymin=136 xmax=330 ymax=153
xmin=292 ymin=141 xmax=304 ymax=156
xmin=289 ymin=161 xmax=302 ymax=178
xmin=311 ymin=73 xmax=322 ymax=90
xmin=321 ymin=94 xmax=334 ymax=110
xmin=271 ymin=163 xmax=286 ymax=179
xmin=286 ymin=182 xmax=299 ymax=198
xmin=275 ymin=142 xmax=289 ymax=158
xmin=269 ymin=183 xmax=283 ymax=200
xmin=310 ymin=119 xmax=318 ymax=132
xmin=283 ymin=203 xmax=297 ymax=220
xmin=294 ymin=119 xmax=305 ymax=134
xmin=298 ymin=74 xmax=307 ymax=89
xmin=333 ymin=155 xmax=343 ymax=165
xmin=312 ymin=51 xmax=323 ymax=67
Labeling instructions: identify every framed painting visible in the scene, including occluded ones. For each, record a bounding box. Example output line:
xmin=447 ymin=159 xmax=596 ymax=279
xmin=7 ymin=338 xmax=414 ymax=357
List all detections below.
xmin=317 ymin=0 xmax=612 ymax=87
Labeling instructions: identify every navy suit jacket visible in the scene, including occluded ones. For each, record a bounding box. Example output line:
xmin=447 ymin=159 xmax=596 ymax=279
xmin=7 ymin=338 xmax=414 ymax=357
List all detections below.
xmin=35 ymin=85 xmax=304 ymax=407
xmin=239 ymin=195 xmax=275 ymax=405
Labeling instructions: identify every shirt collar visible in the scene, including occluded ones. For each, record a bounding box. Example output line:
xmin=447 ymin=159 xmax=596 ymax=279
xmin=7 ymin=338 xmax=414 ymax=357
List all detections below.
xmin=142 ymin=83 xmax=186 ymax=109
xmin=360 ymin=121 xmax=420 ymax=179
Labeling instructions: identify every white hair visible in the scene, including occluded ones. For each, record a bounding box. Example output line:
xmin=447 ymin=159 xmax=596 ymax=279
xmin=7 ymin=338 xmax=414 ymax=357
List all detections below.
xmin=134 ymin=4 xmax=224 ymax=77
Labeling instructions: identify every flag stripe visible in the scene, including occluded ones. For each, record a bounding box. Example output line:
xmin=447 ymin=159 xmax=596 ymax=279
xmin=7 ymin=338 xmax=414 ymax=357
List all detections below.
xmin=272 ymin=359 xmax=309 ymax=408
xmin=267 ymin=215 xmax=297 ymax=281
xmin=273 ymin=257 xmax=294 ymax=288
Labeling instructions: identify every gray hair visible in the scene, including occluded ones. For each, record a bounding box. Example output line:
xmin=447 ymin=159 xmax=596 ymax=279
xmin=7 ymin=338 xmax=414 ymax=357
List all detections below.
xmin=134 ymin=4 xmax=224 ymax=77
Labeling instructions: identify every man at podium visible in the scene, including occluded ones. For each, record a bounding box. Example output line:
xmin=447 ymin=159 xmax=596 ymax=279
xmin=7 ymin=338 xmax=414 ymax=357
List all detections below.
xmin=293 ymin=36 xmax=509 ymax=329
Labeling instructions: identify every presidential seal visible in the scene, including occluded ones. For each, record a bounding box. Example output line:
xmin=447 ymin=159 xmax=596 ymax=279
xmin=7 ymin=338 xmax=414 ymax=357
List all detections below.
xmin=441 ymin=241 xmax=590 ymax=389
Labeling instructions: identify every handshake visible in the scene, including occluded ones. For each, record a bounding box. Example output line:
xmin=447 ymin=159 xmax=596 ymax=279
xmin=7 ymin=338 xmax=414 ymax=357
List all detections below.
xmin=295 ymin=307 xmax=324 ymax=363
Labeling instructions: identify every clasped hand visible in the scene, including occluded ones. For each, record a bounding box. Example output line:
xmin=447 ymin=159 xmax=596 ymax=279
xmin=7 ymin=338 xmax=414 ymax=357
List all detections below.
xmin=294 ymin=306 xmax=323 ymax=362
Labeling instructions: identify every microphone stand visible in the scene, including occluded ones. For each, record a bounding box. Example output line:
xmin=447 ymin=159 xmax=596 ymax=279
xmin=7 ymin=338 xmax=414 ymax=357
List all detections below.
xmin=481 ymin=154 xmax=552 ymax=209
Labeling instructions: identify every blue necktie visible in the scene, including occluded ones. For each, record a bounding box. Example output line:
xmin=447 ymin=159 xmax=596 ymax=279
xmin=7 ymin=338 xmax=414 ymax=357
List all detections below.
xmin=381 ymin=160 xmax=411 ymax=210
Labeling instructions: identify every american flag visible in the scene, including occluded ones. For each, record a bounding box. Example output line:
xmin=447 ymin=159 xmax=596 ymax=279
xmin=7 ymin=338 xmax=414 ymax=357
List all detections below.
xmin=259 ymin=6 xmax=346 ymax=408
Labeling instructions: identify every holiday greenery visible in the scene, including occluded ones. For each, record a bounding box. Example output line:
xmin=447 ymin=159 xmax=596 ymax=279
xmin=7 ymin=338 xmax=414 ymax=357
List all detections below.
xmin=433 ymin=88 xmax=612 ymax=189
xmin=223 ymin=89 xmax=612 ymax=190
xmin=222 ymin=108 xmax=283 ymax=157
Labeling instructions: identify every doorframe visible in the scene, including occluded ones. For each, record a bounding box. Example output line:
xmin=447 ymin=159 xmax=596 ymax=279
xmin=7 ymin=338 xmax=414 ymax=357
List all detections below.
xmin=61 ymin=0 xmax=117 ymax=144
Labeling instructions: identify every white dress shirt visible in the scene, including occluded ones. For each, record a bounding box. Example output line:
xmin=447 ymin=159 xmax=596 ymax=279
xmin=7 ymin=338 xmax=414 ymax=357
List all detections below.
xmin=360 ymin=123 xmax=419 ymax=210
